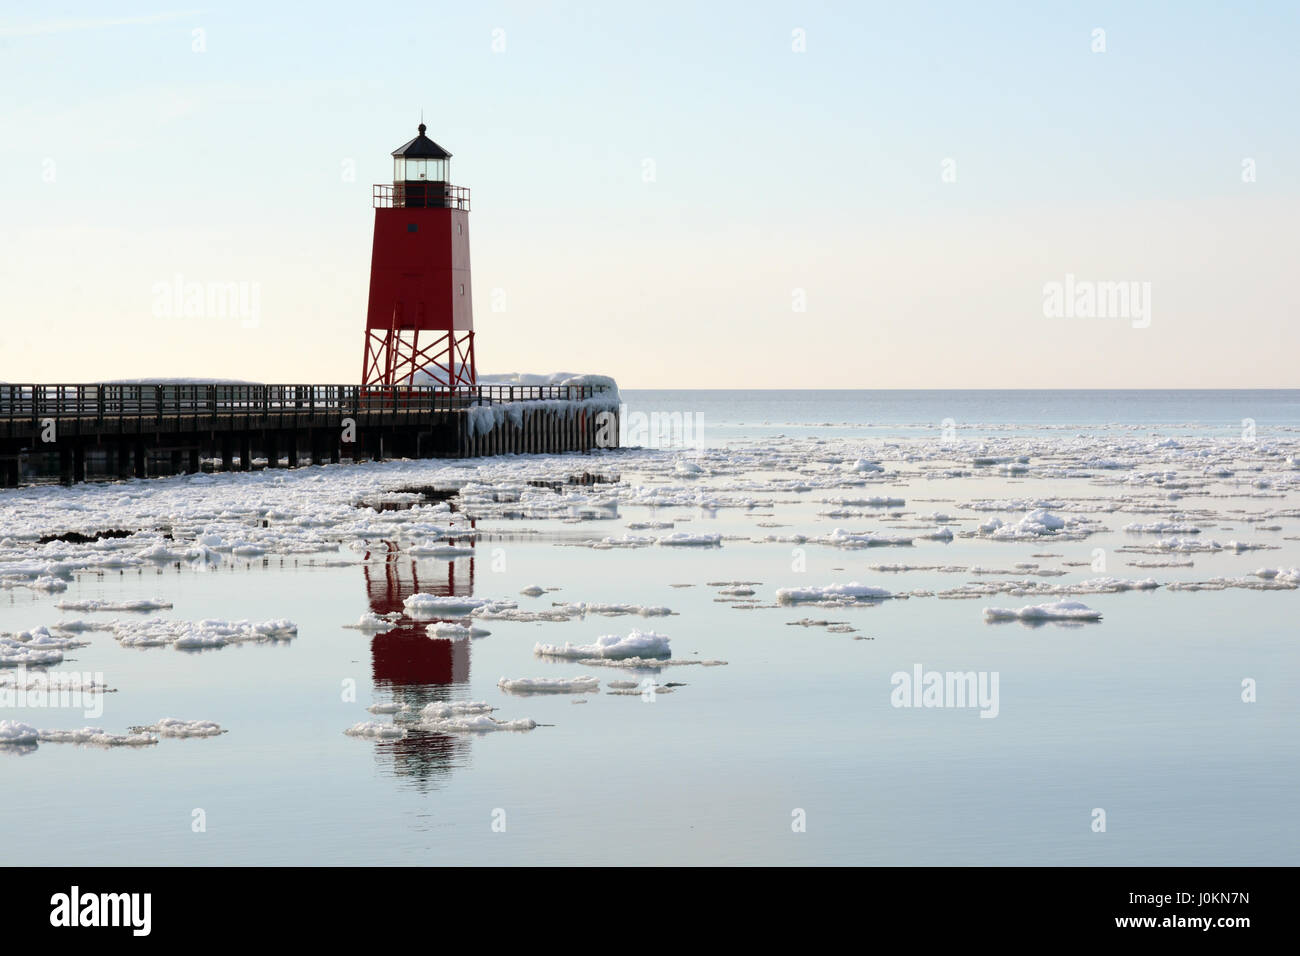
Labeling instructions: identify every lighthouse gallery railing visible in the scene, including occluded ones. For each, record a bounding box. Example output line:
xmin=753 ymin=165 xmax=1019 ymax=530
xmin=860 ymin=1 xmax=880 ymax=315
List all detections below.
xmin=372 ymin=183 xmax=471 ymax=210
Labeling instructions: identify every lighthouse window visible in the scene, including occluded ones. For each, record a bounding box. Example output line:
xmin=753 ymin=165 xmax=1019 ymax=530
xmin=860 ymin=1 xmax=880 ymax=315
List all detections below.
xmin=407 ymin=223 xmax=418 ymax=233
xmin=459 ymin=284 xmax=465 ymax=295
xmin=457 ymin=223 xmax=463 ymax=235
xmin=399 ymin=158 xmax=447 ymax=182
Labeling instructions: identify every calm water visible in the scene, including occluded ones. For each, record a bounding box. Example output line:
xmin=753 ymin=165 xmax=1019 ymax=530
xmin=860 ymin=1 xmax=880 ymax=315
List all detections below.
xmin=623 ymin=388 xmax=1300 ymax=440
xmin=2 ymin=390 xmax=1297 ymax=865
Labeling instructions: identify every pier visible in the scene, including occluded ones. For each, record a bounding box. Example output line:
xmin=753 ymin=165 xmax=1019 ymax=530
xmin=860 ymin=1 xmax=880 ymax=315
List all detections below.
xmin=0 ymin=383 xmax=617 ymax=487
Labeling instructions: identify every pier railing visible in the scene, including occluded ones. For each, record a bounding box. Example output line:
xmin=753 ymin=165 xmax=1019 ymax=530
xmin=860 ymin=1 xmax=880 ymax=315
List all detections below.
xmin=0 ymin=383 xmax=611 ymax=425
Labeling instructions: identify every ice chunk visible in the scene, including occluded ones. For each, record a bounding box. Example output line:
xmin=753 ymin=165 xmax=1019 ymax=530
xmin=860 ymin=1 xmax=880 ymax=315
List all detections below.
xmin=36 ymin=727 xmax=158 ymax=747
xmin=657 ymin=532 xmax=722 ymax=547
xmin=1006 ymin=510 xmax=1064 ymax=536
xmin=0 ymin=720 xmax=40 ymax=745
xmin=776 ymin=582 xmax=893 ymax=605
xmin=821 ymin=496 xmax=906 ymax=508
xmin=416 ymin=714 xmax=537 ymax=733
xmin=408 ymin=542 xmax=476 ymax=558
xmin=1123 ymin=521 xmax=1201 ymax=534
xmin=111 ymin=618 xmax=297 ymax=649
xmin=821 ymin=529 xmax=913 ymax=548
xmin=130 ymin=718 xmax=226 ymax=738
xmin=554 ymin=602 xmax=673 ymax=618
xmin=535 ymin=629 xmax=672 ymax=660
xmin=845 ymin=459 xmax=885 ymax=473
xmin=983 ymin=600 xmax=1103 ymax=622
xmin=344 ymin=611 xmax=401 ymax=632
xmin=1072 ymin=577 xmax=1159 ymax=592
xmin=0 ymin=635 xmax=66 ymax=667
xmin=344 ymin=721 xmax=407 ymax=739
xmin=497 ymin=676 xmax=600 ymax=695
xmin=403 ymin=594 xmax=496 ymax=616
xmin=426 ymin=622 xmax=491 ymax=638
xmin=419 ymin=700 xmax=495 ymax=720
xmin=55 ymin=598 xmax=174 ymax=612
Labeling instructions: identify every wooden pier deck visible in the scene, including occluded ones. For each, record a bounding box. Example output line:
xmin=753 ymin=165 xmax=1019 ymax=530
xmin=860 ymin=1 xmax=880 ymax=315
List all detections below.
xmin=0 ymin=383 xmax=617 ymax=486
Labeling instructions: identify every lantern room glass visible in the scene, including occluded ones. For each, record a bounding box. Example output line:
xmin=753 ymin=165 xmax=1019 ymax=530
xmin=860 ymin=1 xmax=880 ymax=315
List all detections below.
xmin=394 ymin=157 xmax=448 ymax=183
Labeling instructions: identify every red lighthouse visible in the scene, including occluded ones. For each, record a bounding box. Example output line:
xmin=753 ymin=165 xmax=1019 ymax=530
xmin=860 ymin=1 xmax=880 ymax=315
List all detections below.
xmin=362 ymin=123 xmax=476 ymax=387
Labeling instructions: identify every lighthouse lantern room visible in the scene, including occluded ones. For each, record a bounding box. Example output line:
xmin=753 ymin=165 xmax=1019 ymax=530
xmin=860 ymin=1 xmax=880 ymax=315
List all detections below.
xmin=362 ymin=123 xmax=475 ymax=387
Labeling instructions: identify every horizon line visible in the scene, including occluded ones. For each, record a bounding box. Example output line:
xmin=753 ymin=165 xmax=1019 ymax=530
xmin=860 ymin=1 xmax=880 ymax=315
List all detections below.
xmin=616 ymin=385 xmax=1300 ymax=392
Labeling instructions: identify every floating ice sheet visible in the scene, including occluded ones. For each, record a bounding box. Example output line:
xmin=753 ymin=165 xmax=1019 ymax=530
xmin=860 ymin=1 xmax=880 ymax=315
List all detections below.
xmin=56 ymin=598 xmax=174 ymax=612
xmin=776 ymin=583 xmax=893 ymax=605
xmin=129 ymin=718 xmax=227 ymax=738
xmin=984 ymin=600 xmax=1103 ymax=622
xmin=534 ymin=629 xmax=672 ymax=660
xmin=111 ymin=618 xmax=297 ymax=649
xmin=403 ymin=594 xmax=496 ymax=616
xmin=497 ymin=676 xmax=600 ymax=695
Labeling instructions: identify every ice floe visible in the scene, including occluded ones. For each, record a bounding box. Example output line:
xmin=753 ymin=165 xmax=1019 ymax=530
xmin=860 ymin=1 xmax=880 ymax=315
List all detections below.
xmin=417 ymin=701 xmax=495 ymax=721
xmin=417 ymin=713 xmax=537 ymax=733
xmin=0 ymin=719 xmax=158 ymax=749
xmin=605 ymin=679 xmax=678 ymax=695
xmin=0 ymin=720 xmax=39 ymax=745
xmin=776 ymin=583 xmax=893 ymax=605
xmin=402 ymin=594 xmax=497 ymax=616
xmin=55 ymin=597 xmax=174 ymax=612
xmin=344 ymin=721 xmax=407 ymax=740
xmin=656 ymin=532 xmax=722 ymax=547
xmin=344 ymin=611 xmax=401 ymax=633
xmin=553 ymin=602 xmax=673 ymax=618
xmin=427 ymin=622 xmax=491 ymax=638
xmin=983 ymin=600 xmax=1103 ymax=622
xmin=0 ymin=669 xmax=114 ymax=693
xmin=0 ymin=627 xmax=88 ymax=666
xmin=554 ymin=655 xmax=726 ymax=669
xmin=110 ymin=619 xmax=298 ymax=649
xmin=35 ymin=727 xmax=158 ymax=747
xmin=975 ymin=509 xmax=1090 ymax=540
xmin=845 ymin=459 xmax=885 ymax=473
xmin=534 ymin=630 xmax=672 ymax=660
xmin=408 ymin=542 xmax=476 ymax=558
xmin=129 ymin=718 xmax=227 ymax=738
xmin=1123 ymin=520 xmax=1202 ymax=534
xmin=497 ymin=676 xmax=600 ymax=695
xmin=467 ymin=600 xmax=673 ymax=623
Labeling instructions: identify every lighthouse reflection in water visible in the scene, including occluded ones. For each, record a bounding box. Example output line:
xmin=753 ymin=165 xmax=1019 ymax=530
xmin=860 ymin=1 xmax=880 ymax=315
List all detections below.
xmin=361 ymin=525 xmax=476 ymax=790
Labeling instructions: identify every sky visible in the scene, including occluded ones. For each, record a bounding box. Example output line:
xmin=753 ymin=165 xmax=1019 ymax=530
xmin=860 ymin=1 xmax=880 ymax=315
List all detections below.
xmin=0 ymin=1 xmax=1297 ymax=388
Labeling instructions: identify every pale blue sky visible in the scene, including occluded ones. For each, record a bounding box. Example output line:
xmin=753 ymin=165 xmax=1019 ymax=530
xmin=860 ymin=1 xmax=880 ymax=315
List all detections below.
xmin=1 ymin=2 xmax=1297 ymax=386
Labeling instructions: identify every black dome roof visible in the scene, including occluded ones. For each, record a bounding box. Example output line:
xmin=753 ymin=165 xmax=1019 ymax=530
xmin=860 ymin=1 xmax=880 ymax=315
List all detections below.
xmin=392 ymin=123 xmax=452 ymax=159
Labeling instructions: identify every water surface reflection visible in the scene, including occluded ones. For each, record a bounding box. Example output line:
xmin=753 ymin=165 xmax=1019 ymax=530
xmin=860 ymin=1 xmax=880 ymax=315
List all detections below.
xmin=361 ymin=539 xmax=478 ymax=791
